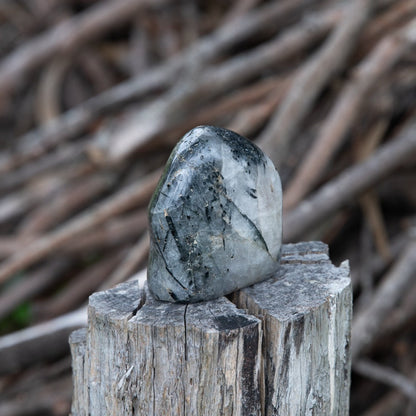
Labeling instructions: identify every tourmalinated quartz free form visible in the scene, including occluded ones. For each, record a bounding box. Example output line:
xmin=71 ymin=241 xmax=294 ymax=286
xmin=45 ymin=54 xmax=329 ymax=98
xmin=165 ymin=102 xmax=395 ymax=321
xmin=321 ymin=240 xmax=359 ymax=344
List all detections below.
xmin=147 ymin=126 xmax=282 ymax=303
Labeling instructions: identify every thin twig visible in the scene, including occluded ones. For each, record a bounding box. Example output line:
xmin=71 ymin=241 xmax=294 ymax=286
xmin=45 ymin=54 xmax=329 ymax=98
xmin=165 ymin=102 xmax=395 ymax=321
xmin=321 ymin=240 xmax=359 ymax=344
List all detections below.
xmin=35 ymin=56 xmax=71 ymax=124
xmin=381 ymin=283 xmax=416 ymax=338
xmin=0 ymin=272 xmax=147 ymax=375
xmin=0 ymin=174 xmax=67 ymax=225
xmin=0 ymin=374 xmax=73 ymax=416
xmin=227 ymin=92 xmax=284 ymax=137
xmin=361 ymin=390 xmax=406 ymax=416
xmin=355 ymin=120 xmax=392 ymax=261
xmin=166 ymin=75 xmax=291 ymax=145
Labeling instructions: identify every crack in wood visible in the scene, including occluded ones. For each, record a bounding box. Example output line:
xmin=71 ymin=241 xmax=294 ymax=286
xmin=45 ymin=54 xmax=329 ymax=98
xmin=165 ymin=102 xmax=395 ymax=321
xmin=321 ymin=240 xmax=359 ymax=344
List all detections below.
xmin=151 ymin=326 xmax=156 ymax=416
xmin=132 ymin=289 xmax=146 ymax=316
xmin=184 ymin=304 xmax=188 ymax=362
xmin=183 ymin=304 xmax=188 ymax=415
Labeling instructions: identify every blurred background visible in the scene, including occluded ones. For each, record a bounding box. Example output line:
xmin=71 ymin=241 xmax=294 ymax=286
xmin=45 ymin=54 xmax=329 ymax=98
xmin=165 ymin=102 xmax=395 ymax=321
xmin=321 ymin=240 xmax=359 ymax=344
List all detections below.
xmin=0 ymin=0 xmax=415 ymax=414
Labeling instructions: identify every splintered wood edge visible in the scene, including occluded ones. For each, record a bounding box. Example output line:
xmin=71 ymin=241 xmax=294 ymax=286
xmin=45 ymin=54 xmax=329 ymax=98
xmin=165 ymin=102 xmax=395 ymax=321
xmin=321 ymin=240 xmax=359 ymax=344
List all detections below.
xmin=88 ymin=280 xmax=145 ymax=323
xmin=86 ymin=279 xmax=261 ymax=332
xmin=69 ymin=327 xmax=87 ymax=346
xmin=280 ymin=240 xmax=330 ymax=264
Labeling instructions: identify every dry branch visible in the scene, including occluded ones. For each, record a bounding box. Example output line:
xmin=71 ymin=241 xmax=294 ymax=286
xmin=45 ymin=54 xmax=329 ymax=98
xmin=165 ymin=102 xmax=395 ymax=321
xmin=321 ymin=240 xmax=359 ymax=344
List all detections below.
xmin=283 ymin=116 xmax=416 ymax=242
xmin=359 ymin=0 xmax=416 ymax=54
xmin=0 ymin=211 xmax=148 ymax=259
xmin=90 ymin=7 xmax=339 ymax=164
xmin=382 ymin=283 xmax=416 ymax=337
xmin=0 ymin=307 xmax=87 ymax=375
xmin=0 ymin=275 xmax=147 ymax=375
xmin=0 ymin=0 xmax=310 ymax=175
xmin=353 ymin=359 xmax=416 ymax=400
xmin=351 ymin=231 xmax=411 ymax=290
xmin=351 ymin=241 xmax=416 ymax=360
xmin=100 ymin=231 xmax=149 ymax=290
xmin=283 ymin=19 xmax=416 ymax=210
xmin=361 ymin=390 xmax=406 ymax=416
xmin=227 ymin=93 xmax=283 ymax=137
xmin=257 ymin=0 xmax=375 ymax=168
xmin=0 ymin=259 xmax=69 ymax=320
xmin=0 ymin=140 xmax=88 ymax=194
xmin=0 ymin=174 xmax=67 ymax=225
xmin=35 ymin=57 xmax=71 ymax=124
xmin=355 ymin=120 xmax=391 ymax=261
xmin=0 ymin=0 xmax=172 ymax=97
xmin=166 ymin=75 xmax=292 ymax=146
xmin=359 ymin=191 xmax=391 ymax=261
xmin=0 ymin=169 xmax=161 ymax=285
xmin=36 ymin=251 xmax=123 ymax=319
xmin=0 ymin=373 xmax=72 ymax=416
xmin=0 ymin=2 xmax=415 ymax=413
xmin=18 ymin=173 xmax=116 ymax=235
xmin=65 ymin=211 xmax=148 ymax=254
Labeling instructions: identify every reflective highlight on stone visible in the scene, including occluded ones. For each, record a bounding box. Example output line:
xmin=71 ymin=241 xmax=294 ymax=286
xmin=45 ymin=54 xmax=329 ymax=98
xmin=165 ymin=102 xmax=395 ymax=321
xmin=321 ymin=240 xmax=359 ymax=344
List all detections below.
xmin=147 ymin=126 xmax=282 ymax=303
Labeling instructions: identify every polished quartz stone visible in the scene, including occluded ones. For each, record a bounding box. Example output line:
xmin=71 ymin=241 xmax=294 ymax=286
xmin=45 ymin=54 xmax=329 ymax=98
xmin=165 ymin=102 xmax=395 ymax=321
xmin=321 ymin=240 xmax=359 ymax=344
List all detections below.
xmin=147 ymin=125 xmax=282 ymax=303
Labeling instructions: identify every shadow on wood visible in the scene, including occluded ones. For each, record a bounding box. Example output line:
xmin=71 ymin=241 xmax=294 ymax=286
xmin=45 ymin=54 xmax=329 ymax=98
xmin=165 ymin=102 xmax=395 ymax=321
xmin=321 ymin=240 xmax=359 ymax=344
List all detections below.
xmin=70 ymin=241 xmax=351 ymax=415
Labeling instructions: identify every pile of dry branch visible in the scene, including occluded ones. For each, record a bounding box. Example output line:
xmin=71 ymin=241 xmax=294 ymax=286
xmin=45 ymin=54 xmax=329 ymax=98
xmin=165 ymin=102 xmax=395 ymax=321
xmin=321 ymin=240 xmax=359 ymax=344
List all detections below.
xmin=0 ymin=0 xmax=415 ymax=415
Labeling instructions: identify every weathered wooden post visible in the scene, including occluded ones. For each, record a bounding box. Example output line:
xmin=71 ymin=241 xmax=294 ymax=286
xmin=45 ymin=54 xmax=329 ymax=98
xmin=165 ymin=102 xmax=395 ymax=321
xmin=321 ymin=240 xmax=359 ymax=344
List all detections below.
xmin=71 ymin=127 xmax=351 ymax=414
xmin=70 ymin=241 xmax=351 ymax=415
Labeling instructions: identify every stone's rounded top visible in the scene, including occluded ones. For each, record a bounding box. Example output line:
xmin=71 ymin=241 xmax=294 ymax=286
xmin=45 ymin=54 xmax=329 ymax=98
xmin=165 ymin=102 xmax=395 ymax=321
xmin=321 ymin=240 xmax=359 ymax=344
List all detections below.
xmin=176 ymin=125 xmax=268 ymax=167
xmin=149 ymin=126 xmax=269 ymax=214
xmin=147 ymin=125 xmax=283 ymax=303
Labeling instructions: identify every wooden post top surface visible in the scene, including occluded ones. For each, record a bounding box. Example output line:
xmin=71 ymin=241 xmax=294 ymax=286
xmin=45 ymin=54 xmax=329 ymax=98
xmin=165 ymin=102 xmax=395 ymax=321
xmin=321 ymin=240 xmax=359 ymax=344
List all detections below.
xmin=87 ymin=241 xmax=349 ymax=322
xmin=239 ymin=241 xmax=350 ymax=320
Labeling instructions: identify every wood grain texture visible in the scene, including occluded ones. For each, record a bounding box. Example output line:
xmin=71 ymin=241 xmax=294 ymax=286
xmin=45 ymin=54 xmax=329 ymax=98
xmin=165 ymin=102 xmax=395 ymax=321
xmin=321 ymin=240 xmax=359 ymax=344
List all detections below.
xmin=233 ymin=242 xmax=352 ymax=415
xmin=69 ymin=328 xmax=87 ymax=416
xmin=70 ymin=241 xmax=351 ymax=415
